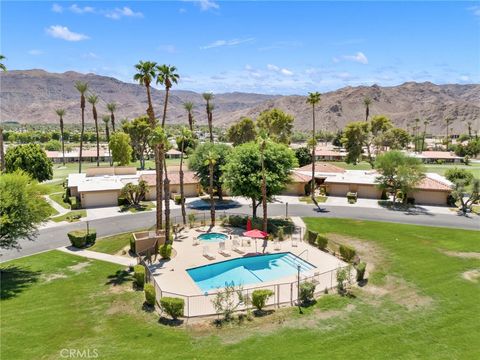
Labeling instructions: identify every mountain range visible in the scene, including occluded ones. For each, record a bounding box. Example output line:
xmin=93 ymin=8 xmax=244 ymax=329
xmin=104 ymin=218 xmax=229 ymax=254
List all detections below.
xmin=1 ymin=69 xmax=479 ymax=135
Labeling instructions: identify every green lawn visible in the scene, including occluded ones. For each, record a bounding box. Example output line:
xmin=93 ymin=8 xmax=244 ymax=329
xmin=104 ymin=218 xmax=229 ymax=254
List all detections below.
xmin=299 ymin=196 xmax=328 ymax=204
xmin=89 ymin=232 xmax=133 ymax=254
xmin=1 ymin=219 xmax=479 ymax=359
xmin=38 ymin=180 xmax=65 ymax=195
xmin=120 ymin=201 xmax=155 ymax=213
xmin=51 ymin=210 xmax=87 ymax=223
xmin=49 ymin=192 xmax=71 ymax=209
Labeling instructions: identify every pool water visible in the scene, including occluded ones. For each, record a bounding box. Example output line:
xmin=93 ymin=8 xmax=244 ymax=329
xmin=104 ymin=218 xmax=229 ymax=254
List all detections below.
xmin=187 ymin=252 xmax=316 ymax=293
xmin=197 ymin=232 xmax=229 ymax=242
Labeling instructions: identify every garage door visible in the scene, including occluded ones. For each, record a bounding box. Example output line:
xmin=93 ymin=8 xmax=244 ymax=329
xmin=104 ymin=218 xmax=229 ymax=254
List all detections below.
xmin=411 ymin=190 xmax=448 ymax=206
xmin=81 ymin=191 xmax=119 ymax=208
xmin=357 ymin=185 xmax=381 ymax=199
xmin=327 ymin=184 xmax=350 ymax=197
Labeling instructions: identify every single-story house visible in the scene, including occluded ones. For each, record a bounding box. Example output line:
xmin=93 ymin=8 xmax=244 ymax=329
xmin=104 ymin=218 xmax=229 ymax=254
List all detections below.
xmin=408 ymin=151 xmax=463 ymax=164
xmin=165 ymin=149 xmax=183 ymax=159
xmin=281 ymin=172 xmax=311 ymax=196
xmin=140 ymin=171 xmax=200 ymax=200
xmin=314 ymin=149 xmax=347 ymax=162
xmin=45 ymin=149 xmax=112 ymax=163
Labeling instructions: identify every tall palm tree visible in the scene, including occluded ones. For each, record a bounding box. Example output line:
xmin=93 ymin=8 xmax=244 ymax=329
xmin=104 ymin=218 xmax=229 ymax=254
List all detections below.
xmin=363 ymin=96 xmax=371 ymax=122
xmin=306 ymin=92 xmax=321 ymax=207
xmin=178 ymin=127 xmax=192 ymax=225
xmin=204 ymin=150 xmax=218 ymax=227
xmin=466 ymin=121 xmax=472 ymax=138
xmin=445 ymin=117 xmax=452 ymax=147
xmin=102 ymin=115 xmax=112 ymax=166
xmin=74 ymin=81 xmax=89 ymax=173
xmin=414 ymin=118 xmax=420 ymax=152
xmin=259 ymin=134 xmax=268 ymax=232
xmin=421 ymin=119 xmax=429 ymax=153
xmin=106 ymin=102 xmax=117 ymax=132
xmin=0 ymin=126 xmax=4 ymax=172
xmin=134 ymin=61 xmax=163 ymax=231
xmin=202 ymin=92 xmax=214 ymax=142
xmin=55 ymin=108 xmax=66 ymax=165
xmin=0 ymin=54 xmax=6 ymax=71
xmin=156 ymin=64 xmax=179 ymax=128
xmin=183 ymin=102 xmax=195 ymax=132
xmin=87 ymin=94 xmax=100 ymax=167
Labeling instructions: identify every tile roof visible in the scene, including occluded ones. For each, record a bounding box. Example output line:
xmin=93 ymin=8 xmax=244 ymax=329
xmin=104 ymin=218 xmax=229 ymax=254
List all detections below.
xmin=291 ymin=171 xmax=311 ymax=183
xmin=415 ymin=176 xmax=452 ymax=191
xmin=297 ymin=162 xmax=346 ymax=173
xmin=140 ymin=171 xmax=199 ymax=186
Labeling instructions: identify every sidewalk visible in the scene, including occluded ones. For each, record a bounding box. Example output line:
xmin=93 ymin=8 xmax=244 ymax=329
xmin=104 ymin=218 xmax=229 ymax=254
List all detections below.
xmin=45 ymin=195 xmax=70 ymax=216
xmin=58 ymin=246 xmax=136 ymax=267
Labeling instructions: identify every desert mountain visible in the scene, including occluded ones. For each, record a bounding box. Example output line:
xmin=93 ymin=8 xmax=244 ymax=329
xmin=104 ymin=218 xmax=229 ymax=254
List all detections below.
xmin=1 ymin=69 xmax=479 ymax=135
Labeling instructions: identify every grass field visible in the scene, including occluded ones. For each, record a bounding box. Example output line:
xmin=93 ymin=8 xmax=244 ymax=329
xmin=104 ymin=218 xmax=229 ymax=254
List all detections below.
xmin=49 ymin=192 xmax=70 ymax=209
xmin=51 ymin=210 xmax=87 ymax=223
xmin=1 ymin=219 xmax=479 ymax=359
xmin=89 ymin=232 xmax=133 ymax=254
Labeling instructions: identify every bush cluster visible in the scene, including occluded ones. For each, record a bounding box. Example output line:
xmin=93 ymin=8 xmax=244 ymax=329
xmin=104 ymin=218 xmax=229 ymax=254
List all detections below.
xmin=159 ymin=244 xmax=173 ymax=259
xmin=160 ymin=297 xmax=184 ymax=319
xmin=339 ymin=245 xmax=356 ymax=262
xmin=129 ymin=235 xmax=136 ymax=253
xmin=316 ymin=234 xmax=328 ymax=250
xmin=227 ymin=215 xmax=294 ymax=236
xmin=69 ymin=197 xmax=80 ymax=210
xmin=299 ymin=281 xmax=316 ymax=305
xmin=144 ymin=283 xmax=156 ymax=306
xmin=133 ymin=265 xmax=145 ymax=288
xmin=67 ymin=229 xmax=96 ymax=248
xmin=355 ymin=262 xmax=367 ymax=282
xmin=347 ymin=192 xmax=357 ymax=204
xmin=251 ymin=289 xmax=274 ymax=312
xmin=305 ymin=230 xmax=318 ymax=245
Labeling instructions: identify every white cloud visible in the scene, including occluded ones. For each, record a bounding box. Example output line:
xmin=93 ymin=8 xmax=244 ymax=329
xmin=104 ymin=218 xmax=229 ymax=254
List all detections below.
xmin=158 ymin=45 xmax=177 ymax=54
xmin=70 ymin=4 xmax=95 ymax=14
xmin=52 ymin=3 xmax=63 ymax=13
xmin=267 ymin=64 xmax=294 ymax=76
xmin=105 ymin=7 xmax=143 ymax=20
xmin=187 ymin=0 xmax=219 ymax=11
xmin=45 ymin=25 xmax=89 ymax=41
xmin=459 ymin=75 xmax=470 ymax=82
xmin=280 ymin=68 xmax=294 ymax=76
xmin=343 ymin=52 xmax=369 ymax=64
xmin=468 ymin=6 xmax=480 ymax=16
xmin=200 ymin=38 xmax=254 ymax=49
xmin=28 ymin=49 xmax=43 ymax=55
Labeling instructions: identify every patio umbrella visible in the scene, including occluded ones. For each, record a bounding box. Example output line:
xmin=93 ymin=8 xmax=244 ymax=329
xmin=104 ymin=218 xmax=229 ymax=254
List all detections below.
xmin=243 ymin=229 xmax=268 ymax=253
xmin=246 ymin=218 xmax=252 ymax=231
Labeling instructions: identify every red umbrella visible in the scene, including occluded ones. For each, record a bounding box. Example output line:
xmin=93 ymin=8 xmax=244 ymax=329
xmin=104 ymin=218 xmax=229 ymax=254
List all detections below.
xmin=246 ymin=218 xmax=252 ymax=231
xmin=243 ymin=229 xmax=268 ymax=238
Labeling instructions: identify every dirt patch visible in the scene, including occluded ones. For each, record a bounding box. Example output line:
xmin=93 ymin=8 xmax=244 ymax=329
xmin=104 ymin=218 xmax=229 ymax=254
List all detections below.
xmin=442 ymin=251 xmax=480 ymax=260
xmin=42 ymin=273 xmax=67 ymax=282
xmin=462 ymin=269 xmax=480 ymax=283
xmin=106 ymin=298 xmax=138 ymax=316
xmin=68 ymin=261 xmax=91 ymax=272
xmin=107 ymin=282 xmax=134 ymax=294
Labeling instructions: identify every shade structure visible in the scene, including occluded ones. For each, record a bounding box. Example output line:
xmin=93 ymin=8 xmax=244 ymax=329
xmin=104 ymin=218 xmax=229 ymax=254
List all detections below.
xmin=243 ymin=229 xmax=268 ymax=239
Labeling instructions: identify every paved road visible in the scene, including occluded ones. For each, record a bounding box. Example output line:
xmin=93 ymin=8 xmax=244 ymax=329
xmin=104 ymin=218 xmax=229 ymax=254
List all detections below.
xmin=1 ymin=203 xmax=478 ymax=262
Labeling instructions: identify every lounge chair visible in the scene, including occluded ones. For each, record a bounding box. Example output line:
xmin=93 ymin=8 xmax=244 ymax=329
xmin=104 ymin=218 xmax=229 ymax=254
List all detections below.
xmin=232 ymin=239 xmax=245 ymax=254
xmin=203 ymin=246 xmax=216 ymax=260
xmin=218 ymin=241 xmax=231 ymax=257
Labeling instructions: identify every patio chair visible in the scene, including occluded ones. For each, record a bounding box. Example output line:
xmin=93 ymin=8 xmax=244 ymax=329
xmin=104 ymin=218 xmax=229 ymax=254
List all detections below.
xmin=203 ymin=246 xmax=216 ymax=260
xmin=232 ymin=239 xmax=245 ymax=254
xmin=218 ymin=241 xmax=231 ymax=257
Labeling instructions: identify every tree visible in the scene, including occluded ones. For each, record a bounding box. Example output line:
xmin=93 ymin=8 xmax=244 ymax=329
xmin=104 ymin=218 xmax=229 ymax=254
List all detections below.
xmin=256 ymin=108 xmax=294 ymax=144
xmin=183 ymin=102 xmax=195 ymax=132
xmin=106 ymin=102 xmax=117 ymax=132
xmin=0 ymin=171 xmax=51 ymax=249
xmin=445 ymin=117 xmax=452 ymax=147
xmin=306 ymin=92 xmax=321 ymax=206
xmin=176 ymin=133 xmax=197 ymax=154
xmin=109 ymin=132 xmax=133 ymax=166
xmin=102 ymin=115 xmax=112 ymax=166
xmin=445 ymin=168 xmax=474 ymax=186
xmin=451 ymin=179 xmax=479 ymax=215
xmin=74 ymin=81 xmax=88 ymax=173
xmin=55 ymin=108 xmax=66 ymax=165
xmin=189 ymin=142 xmax=230 ymax=201
xmin=226 ymin=117 xmax=257 ymax=146
xmin=87 ymin=94 xmax=101 ymax=166
xmin=122 ymin=116 xmax=152 ymax=170
xmin=178 ymin=128 xmax=193 ymax=225
xmin=0 ymin=126 xmax=4 ymax=172
xmin=202 ymin=92 xmax=214 ymax=142
xmin=259 ymin=134 xmax=268 ymax=232
xmin=121 ymin=180 xmax=148 ymax=206
xmin=375 ymin=151 xmax=425 ymax=204
xmin=0 ymin=54 xmax=6 ymax=72
xmin=421 ymin=119 xmax=429 ymax=152
xmin=294 ymin=147 xmax=312 ymax=167
xmin=380 ymin=128 xmax=411 ymax=150
xmin=223 ymin=141 xmax=298 ymax=218
xmin=134 ymin=60 xmax=163 ymax=231
xmin=363 ymin=97 xmax=372 ymax=122
xmin=204 ymin=151 xmax=218 ymax=226
xmin=156 ymin=64 xmax=180 ymax=128
xmin=342 ymin=122 xmax=368 ymax=165
xmin=5 ymin=144 xmax=53 ymax=182
xmin=44 ymin=139 xmax=62 ymax=151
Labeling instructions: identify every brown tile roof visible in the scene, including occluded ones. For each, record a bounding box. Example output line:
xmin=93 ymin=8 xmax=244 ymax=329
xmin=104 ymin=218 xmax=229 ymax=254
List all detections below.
xmin=297 ymin=162 xmax=346 ymax=173
xmin=291 ymin=171 xmax=311 ymax=183
xmin=415 ymin=177 xmax=452 ymax=191
xmin=420 ymin=151 xmax=460 ymax=159
xmin=140 ymin=171 xmax=199 ymax=186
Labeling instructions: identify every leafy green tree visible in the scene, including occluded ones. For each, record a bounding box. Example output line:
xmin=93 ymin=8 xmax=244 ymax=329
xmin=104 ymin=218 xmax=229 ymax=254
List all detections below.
xmin=0 ymin=171 xmax=51 ymax=249
xmin=5 ymin=144 xmax=53 ymax=182
xmin=44 ymin=139 xmax=62 ymax=151
xmin=256 ymin=108 xmax=294 ymax=144
xmin=342 ymin=121 xmax=368 ymax=165
xmin=74 ymin=81 xmax=88 ymax=173
xmin=109 ymin=132 xmax=133 ymax=166
xmin=445 ymin=168 xmax=474 ymax=186
xmin=380 ymin=128 xmax=411 ymax=150
xmin=226 ymin=117 xmax=257 ymax=146
xmin=55 ymin=108 xmax=66 ymax=165
xmin=451 ymin=178 xmax=479 ymax=215
xmin=294 ymin=147 xmax=312 ymax=167
xmin=176 ymin=132 xmax=197 ymax=154
xmin=189 ymin=142 xmax=230 ymax=200
xmin=375 ymin=151 xmax=425 ymax=203
xmin=122 ymin=116 xmax=152 ymax=170
xmin=223 ymin=141 xmax=298 ymax=218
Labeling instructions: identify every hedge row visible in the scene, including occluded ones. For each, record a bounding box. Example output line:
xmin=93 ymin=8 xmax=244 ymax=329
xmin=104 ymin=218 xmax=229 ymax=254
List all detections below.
xmin=67 ymin=229 xmax=96 ymax=248
xmin=226 ymin=215 xmax=295 ymax=236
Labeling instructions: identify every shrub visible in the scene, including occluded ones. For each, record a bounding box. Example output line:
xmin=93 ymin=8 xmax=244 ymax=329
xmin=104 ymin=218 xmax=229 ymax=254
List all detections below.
xmin=133 ymin=265 xmax=145 ymax=288
xmin=299 ymin=281 xmax=316 ymax=305
xmin=251 ymin=289 xmax=274 ymax=312
xmin=380 ymin=190 xmax=389 ymax=200
xmin=339 ymin=245 xmax=356 ymax=262
xmin=129 ymin=235 xmax=136 ymax=253
xmin=69 ymin=197 xmax=80 ymax=210
xmin=160 ymin=297 xmax=184 ymax=319
xmin=406 ymin=197 xmax=415 ymax=205
xmin=159 ymin=244 xmax=172 ymax=259
xmin=316 ymin=234 xmax=328 ymax=250
xmin=336 ymin=267 xmax=348 ymax=294
xmin=277 ymin=227 xmax=285 ymax=241
xmin=306 ymin=230 xmax=318 ymax=245
xmin=67 ymin=229 xmax=96 ymax=248
xmin=188 ymin=213 xmax=196 ymax=227
xmin=447 ymin=194 xmax=456 ymax=207
xmin=174 ymin=194 xmax=183 ymax=205
xmin=117 ymin=197 xmax=128 ymax=206
xmin=144 ymin=283 xmax=156 ymax=306
xmin=355 ymin=262 xmax=367 ymax=282
xmin=347 ymin=192 xmax=357 ymax=204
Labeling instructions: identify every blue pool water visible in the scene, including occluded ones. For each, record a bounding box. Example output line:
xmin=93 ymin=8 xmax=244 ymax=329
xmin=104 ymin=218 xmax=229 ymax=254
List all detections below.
xmin=197 ymin=232 xmax=228 ymax=242
xmin=187 ymin=252 xmax=316 ymax=292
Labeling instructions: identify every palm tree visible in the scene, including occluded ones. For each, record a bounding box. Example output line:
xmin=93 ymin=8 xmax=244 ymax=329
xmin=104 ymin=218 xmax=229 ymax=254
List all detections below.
xmin=421 ymin=119 xmax=429 ymax=153
xmin=0 ymin=54 xmax=6 ymax=71
xmin=466 ymin=121 xmax=472 ymax=138
xmin=259 ymin=134 xmax=268 ymax=232
xmin=183 ymin=102 xmax=195 ymax=132
xmin=55 ymin=108 xmax=66 ymax=165
xmin=0 ymin=126 xmax=4 ymax=172
xmin=163 ymin=156 xmax=171 ymax=243
xmin=306 ymin=92 xmax=321 ymax=207
xmin=74 ymin=81 xmax=89 ymax=173
xmin=134 ymin=61 xmax=163 ymax=231
xmin=202 ymin=92 xmax=214 ymax=142
xmin=178 ymin=127 xmax=192 ymax=225
xmin=102 ymin=115 xmax=112 ymax=165
xmin=445 ymin=118 xmax=452 ymax=147
xmin=106 ymin=102 xmax=117 ymax=132
xmin=204 ymin=150 xmax=218 ymax=227
xmin=87 ymin=94 xmax=100 ymax=167
xmin=156 ymin=64 xmax=179 ymax=128
xmin=363 ymin=96 xmax=371 ymax=122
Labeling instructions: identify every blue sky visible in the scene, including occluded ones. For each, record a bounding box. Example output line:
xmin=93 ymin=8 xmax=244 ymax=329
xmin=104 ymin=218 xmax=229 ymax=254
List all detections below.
xmin=1 ymin=1 xmax=479 ymax=94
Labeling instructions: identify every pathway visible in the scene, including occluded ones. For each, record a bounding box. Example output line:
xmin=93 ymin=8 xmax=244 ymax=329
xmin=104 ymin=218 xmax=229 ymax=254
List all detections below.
xmin=57 ymin=246 xmax=136 ymax=267
xmin=44 ymin=194 xmax=70 ymax=217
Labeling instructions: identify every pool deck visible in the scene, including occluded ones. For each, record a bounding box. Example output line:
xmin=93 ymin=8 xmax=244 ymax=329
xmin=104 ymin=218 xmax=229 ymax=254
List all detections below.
xmin=147 ymin=225 xmax=347 ymax=297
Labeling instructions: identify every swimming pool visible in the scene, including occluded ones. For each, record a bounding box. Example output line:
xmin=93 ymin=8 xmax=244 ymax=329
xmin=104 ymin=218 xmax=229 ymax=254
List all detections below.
xmin=197 ymin=232 xmax=228 ymax=242
xmin=187 ymin=252 xmax=316 ymax=292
